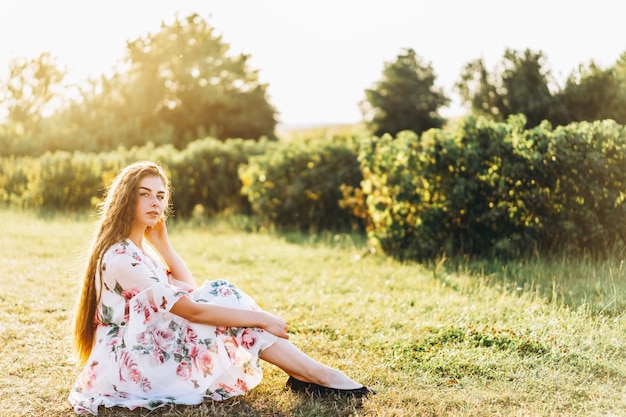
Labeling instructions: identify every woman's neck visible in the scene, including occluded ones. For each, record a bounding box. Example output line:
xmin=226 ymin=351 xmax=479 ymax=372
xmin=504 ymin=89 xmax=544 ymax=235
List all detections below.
xmin=128 ymin=226 xmax=145 ymax=250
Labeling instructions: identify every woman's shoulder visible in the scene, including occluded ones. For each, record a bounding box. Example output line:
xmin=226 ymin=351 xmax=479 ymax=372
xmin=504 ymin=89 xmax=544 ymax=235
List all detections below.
xmin=103 ymin=240 xmax=141 ymax=261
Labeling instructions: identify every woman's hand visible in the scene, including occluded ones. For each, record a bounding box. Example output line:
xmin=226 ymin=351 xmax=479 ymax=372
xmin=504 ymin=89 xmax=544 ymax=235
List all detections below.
xmin=144 ymin=217 xmax=169 ymax=249
xmin=260 ymin=311 xmax=290 ymax=339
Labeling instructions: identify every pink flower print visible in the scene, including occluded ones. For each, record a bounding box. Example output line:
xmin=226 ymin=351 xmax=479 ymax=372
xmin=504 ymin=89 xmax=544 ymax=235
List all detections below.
xmin=182 ymin=325 xmax=198 ymax=346
xmin=143 ymin=306 xmax=153 ymax=324
xmin=240 ymin=329 xmax=257 ymax=350
xmin=197 ymin=350 xmax=215 ymax=377
xmin=121 ymin=289 xmax=139 ymax=300
xmin=107 ymin=332 xmax=122 ymax=348
xmin=123 ymin=306 xmax=130 ymax=323
xmin=176 ymin=360 xmax=192 ymax=380
xmin=153 ymin=328 xmax=175 ymax=354
xmin=122 ymin=289 xmax=139 ymax=322
xmin=223 ymin=337 xmax=250 ymax=366
xmin=136 ymin=331 xmax=152 ymax=347
xmin=242 ymin=362 xmax=255 ymax=376
xmin=235 ymin=378 xmax=249 ymax=393
xmin=223 ymin=336 xmax=239 ymax=360
xmin=140 ymin=294 xmax=160 ymax=324
xmin=81 ymin=361 xmax=99 ymax=391
xmin=132 ymin=298 xmax=155 ymax=325
xmin=128 ymin=367 xmax=142 ymax=383
xmin=218 ymin=286 xmax=234 ymax=297
xmin=132 ymin=295 xmax=158 ymax=325
xmin=215 ymin=326 xmax=229 ymax=335
xmin=216 ymin=382 xmax=236 ymax=395
xmin=119 ymin=350 xmax=141 ymax=384
xmin=188 ymin=344 xmax=199 ymax=360
xmin=152 ymin=350 xmax=166 ymax=364
xmin=140 ymin=377 xmax=152 ymax=393
xmin=114 ymin=247 xmax=126 ymax=254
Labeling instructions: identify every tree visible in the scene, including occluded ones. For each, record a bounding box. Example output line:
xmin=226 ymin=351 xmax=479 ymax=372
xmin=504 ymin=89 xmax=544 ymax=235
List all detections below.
xmin=551 ymin=57 xmax=626 ymax=126
xmin=43 ymin=70 xmax=175 ymax=152
xmin=361 ymin=48 xmax=449 ymax=137
xmin=456 ymin=48 xmax=554 ymax=127
xmin=123 ymin=13 xmax=277 ymax=148
xmin=613 ymin=53 xmax=626 ymax=123
xmin=3 ymin=13 xmax=278 ymax=156
xmin=0 ymin=52 xmax=66 ymax=155
xmin=455 ymin=58 xmax=504 ymax=119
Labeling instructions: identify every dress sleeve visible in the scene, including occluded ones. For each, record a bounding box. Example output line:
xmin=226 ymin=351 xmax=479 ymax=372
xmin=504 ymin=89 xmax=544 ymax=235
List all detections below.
xmin=101 ymin=242 xmax=188 ymax=313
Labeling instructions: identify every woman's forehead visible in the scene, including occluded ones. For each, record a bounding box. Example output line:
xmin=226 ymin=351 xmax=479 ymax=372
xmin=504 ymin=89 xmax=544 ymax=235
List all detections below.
xmin=138 ymin=175 xmax=166 ymax=192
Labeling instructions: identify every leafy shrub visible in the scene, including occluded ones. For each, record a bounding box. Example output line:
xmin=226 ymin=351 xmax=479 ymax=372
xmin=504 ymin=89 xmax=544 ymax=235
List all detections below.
xmin=360 ymin=115 xmax=626 ymax=260
xmin=0 ymin=156 xmax=33 ymax=207
xmin=167 ymin=138 xmax=268 ymax=217
xmin=239 ymin=136 xmax=363 ymax=231
xmin=357 ymin=126 xmax=493 ymax=260
xmin=0 ymin=138 xmax=269 ymax=217
xmin=539 ymin=120 xmax=626 ymax=253
xmin=22 ymin=151 xmax=107 ymax=212
xmin=4 ymin=119 xmax=626 ymax=261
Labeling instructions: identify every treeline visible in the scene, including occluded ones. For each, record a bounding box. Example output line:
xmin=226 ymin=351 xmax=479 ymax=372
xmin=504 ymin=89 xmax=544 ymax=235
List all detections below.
xmin=0 ymin=14 xmax=277 ymax=157
xmin=1 ymin=13 xmax=625 ymax=157
xmin=456 ymin=49 xmax=626 ymax=129
xmin=3 ymin=115 xmax=626 ymax=260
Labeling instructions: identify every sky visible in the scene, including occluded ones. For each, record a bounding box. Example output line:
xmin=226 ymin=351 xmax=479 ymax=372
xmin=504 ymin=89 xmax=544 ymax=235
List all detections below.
xmin=0 ymin=0 xmax=624 ymax=127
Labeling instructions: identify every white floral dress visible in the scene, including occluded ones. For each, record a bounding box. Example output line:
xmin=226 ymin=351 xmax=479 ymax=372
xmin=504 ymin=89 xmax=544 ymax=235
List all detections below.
xmin=68 ymin=240 xmax=277 ymax=415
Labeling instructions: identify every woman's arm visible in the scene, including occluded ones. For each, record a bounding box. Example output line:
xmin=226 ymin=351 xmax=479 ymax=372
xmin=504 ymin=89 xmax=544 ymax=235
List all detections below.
xmin=170 ymin=296 xmax=290 ymax=339
xmin=144 ymin=218 xmax=198 ymax=289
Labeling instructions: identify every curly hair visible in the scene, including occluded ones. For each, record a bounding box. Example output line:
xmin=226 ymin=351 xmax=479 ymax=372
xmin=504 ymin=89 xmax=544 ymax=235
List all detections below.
xmin=74 ymin=161 xmax=172 ymax=364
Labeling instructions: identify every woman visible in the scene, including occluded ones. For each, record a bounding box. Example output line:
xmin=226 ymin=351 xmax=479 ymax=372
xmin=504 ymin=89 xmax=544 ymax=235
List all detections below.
xmin=69 ymin=161 xmax=373 ymax=415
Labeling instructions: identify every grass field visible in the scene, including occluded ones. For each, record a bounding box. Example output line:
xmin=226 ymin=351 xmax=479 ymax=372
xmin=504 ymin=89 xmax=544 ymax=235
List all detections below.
xmin=1 ymin=208 xmax=625 ymax=416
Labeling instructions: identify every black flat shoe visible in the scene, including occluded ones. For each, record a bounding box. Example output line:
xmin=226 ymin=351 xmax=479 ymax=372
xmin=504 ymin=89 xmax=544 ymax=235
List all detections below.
xmin=286 ymin=376 xmax=376 ymax=398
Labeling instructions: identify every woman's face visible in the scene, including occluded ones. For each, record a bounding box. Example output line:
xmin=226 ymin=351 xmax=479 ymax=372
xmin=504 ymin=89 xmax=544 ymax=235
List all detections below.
xmin=133 ymin=175 xmax=167 ymax=229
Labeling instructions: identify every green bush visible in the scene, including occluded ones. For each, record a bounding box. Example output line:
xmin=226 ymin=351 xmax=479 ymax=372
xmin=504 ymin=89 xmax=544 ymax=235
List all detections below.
xmin=0 ymin=138 xmax=269 ymax=217
xmin=540 ymin=120 xmax=626 ymax=253
xmin=0 ymin=156 xmax=32 ymax=207
xmin=359 ymin=116 xmax=626 ymax=260
xmin=239 ymin=136 xmax=363 ymax=231
xmin=21 ymin=151 xmax=107 ymax=212
xmin=167 ymin=138 xmax=268 ymax=217
xmin=3 ymin=120 xmax=626 ymax=261
xmin=358 ymin=127 xmax=482 ymax=260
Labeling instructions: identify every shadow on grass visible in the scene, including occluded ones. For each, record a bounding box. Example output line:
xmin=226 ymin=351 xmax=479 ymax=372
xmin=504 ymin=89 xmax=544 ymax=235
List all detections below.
xmin=93 ymin=392 xmax=369 ymax=417
xmin=438 ymin=255 xmax=626 ymax=316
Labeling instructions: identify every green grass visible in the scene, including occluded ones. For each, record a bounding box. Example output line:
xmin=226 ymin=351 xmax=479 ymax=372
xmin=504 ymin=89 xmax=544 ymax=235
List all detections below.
xmin=1 ymin=208 xmax=625 ymax=416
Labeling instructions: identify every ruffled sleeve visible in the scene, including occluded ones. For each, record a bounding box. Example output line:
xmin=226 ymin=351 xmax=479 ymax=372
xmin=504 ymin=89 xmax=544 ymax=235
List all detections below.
xmin=101 ymin=241 xmax=188 ymax=314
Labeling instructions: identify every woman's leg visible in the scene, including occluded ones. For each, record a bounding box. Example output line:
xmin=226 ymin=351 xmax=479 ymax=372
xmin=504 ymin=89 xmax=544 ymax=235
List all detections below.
xmin=259 ymin=338 xmax=362 ymax=390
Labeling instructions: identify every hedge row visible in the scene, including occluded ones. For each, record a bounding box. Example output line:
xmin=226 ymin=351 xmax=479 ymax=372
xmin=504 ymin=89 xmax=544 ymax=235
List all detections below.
xmin=0 ymin=139 xmax=268 ymax=217
xmin=239 ymin=135 xmax=363 ymax=231
xmin=2 ymin=116 xmax=626 ymax=259
xmin=0 ymin=135 xmax=361 ymax=231
xmin=357 ymin=115 xmax=626 ymax=259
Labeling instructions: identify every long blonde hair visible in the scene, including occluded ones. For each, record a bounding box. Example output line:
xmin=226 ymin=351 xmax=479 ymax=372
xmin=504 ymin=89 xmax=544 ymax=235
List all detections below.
xmin=74 ymin=161 xmax=172 ymax=364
